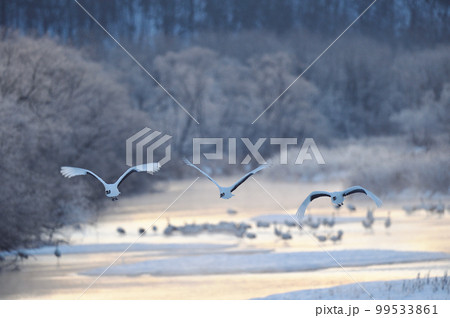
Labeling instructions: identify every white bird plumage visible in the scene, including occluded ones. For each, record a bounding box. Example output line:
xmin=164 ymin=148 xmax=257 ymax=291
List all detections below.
xmin=60 ymin=163 xmax=160 ymax=201
xmin=183 ymin=158 xmax=267 ymax=199
xmin=296 ymin=186 xmax=382 ymax=221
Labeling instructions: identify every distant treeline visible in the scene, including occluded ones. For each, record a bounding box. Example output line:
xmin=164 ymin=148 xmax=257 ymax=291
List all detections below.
xmin=1 ymin=0 xmax=449 ymax=46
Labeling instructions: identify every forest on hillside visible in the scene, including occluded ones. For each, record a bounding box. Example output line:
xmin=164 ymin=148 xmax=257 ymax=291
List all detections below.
xmin=2 ymin=0 xmax=449 ymax=45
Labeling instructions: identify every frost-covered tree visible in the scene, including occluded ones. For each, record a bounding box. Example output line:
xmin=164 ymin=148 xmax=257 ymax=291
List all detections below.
xmin=391 ymin=84 xmax=450 ymax=148
xmin=248 ymin=52 xmax=327 ymax=140
xmin=152 ymin=47 xmax=217 ymax=153
xmin=0 ymin=34 xmax=147 ymax=255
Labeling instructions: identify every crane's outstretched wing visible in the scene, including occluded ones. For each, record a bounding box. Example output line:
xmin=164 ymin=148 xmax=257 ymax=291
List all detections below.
xmin=343 ymin=186 xmax=382 ymax=207
xmin=60 ymin=166 xmax=107 ymax=186
xmin=296 ymin=191 xmax=331 ymax=221
xmin=230 ymin=165 xmax=267 ymax=192
xmin=116 ymin=163 xmax=160 ymax=187
xmin=183 ymin=158 xmax=221 ymax=188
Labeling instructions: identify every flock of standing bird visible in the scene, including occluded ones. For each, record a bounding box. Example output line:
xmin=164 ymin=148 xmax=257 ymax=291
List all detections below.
xmin=112 ymin=217 xmax=342 ymax=243
xmin=106 ymin=199 xmax=450 ymax=249
xmin=110 ymin=205 xmax=394 ymax=245
xmin=403 ymin=199 xmax=447 ymax=216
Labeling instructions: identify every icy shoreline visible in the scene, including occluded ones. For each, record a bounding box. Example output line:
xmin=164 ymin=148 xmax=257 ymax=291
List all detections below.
xmin=82 ymin=249 xmax=449 ymax=277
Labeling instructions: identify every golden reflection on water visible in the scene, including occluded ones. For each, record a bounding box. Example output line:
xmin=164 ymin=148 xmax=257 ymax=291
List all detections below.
xmin=0 ymin=179 xmax=449 ymax=299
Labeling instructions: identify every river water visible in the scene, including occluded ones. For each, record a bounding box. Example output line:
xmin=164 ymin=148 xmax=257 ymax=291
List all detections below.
xmin=1 ymin=178 xmax=449 ymax=299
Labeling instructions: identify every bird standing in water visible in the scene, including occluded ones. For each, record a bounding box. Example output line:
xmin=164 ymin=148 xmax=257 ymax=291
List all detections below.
xmin=54 ymin=244 xmax=61 ymax=266
xmin=385 ymin=211 xmax=391 ymax=229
